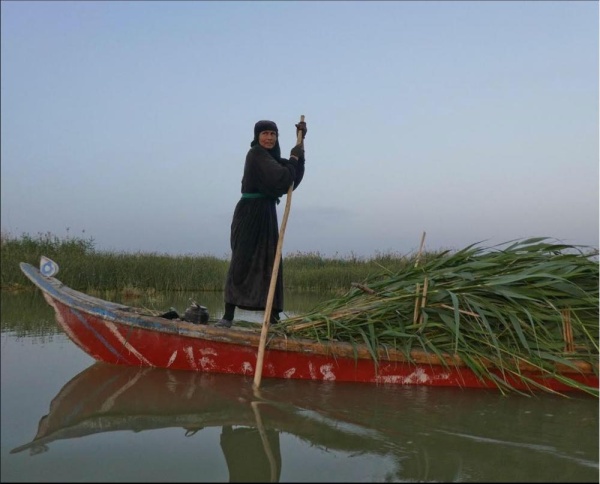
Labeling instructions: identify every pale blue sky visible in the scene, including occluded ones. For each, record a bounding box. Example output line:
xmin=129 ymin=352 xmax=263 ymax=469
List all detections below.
xmin=2 ymin=1 xmax=598 ymax=258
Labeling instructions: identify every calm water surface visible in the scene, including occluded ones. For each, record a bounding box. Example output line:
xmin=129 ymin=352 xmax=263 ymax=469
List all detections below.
xmin=1 ymin=291 xmax=598 ymax=482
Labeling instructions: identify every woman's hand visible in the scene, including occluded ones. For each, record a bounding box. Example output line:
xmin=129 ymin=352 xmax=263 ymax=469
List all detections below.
xmin=290 ymin=144 xmax=304 ymax=161
xmin=295 ymin=121 xmax=307 ymax=139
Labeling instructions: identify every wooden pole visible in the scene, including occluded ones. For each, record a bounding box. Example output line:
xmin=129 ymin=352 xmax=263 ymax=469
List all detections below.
xmin=253 ymin=115 xmax=305 ymax=389
xmin=413 ymin=231 xmax=426 ymax=325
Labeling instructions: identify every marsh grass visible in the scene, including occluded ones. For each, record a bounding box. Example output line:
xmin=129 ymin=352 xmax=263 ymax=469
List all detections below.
xmin=1 ymin=231 xmax=422 ymax=293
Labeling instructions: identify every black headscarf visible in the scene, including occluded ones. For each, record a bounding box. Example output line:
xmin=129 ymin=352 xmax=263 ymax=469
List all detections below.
xmin=250 ymin=120 xmax=281 ymax=161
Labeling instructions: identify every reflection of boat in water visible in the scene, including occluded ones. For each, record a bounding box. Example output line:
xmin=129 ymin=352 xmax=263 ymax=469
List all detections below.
xmin=11 ymin=362 xmax=599 ymax=482
xmin=10 ymin=362 xmax=395 ymax=458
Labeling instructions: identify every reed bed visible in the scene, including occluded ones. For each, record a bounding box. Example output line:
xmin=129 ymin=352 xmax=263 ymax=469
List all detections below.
xmin=1 ymin=232 xmax=421 ymax=292
xmin=280 ymin=238 xmax=599 ymax=396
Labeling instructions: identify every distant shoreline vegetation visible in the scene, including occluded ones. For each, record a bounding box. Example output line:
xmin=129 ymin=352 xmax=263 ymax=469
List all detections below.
xmin=1 ymin=231 xmax=426 ymax=293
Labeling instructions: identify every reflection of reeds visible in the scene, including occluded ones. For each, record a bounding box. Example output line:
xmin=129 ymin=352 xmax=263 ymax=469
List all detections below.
xmin=281 ymin=238 xmax=599 ymax=396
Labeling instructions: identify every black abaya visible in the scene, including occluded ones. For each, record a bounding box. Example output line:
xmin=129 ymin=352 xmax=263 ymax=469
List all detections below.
xmin=224 ymin=143 xmax=305 ymax=313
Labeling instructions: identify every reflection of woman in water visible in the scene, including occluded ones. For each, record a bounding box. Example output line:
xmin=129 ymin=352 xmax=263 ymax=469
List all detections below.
xmin=220 ymin=425 xmax=281 ymax=482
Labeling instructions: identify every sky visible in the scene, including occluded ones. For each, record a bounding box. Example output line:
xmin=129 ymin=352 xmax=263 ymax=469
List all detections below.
xmin=1 ymin=1 xmax=598 ymax=259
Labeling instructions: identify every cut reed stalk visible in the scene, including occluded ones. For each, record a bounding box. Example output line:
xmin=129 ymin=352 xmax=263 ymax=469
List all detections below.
xmin=562 ymin=308 xmax=575 ymax=353
xmin=435 ymin=304 xmax=480 ymax=318
xmin=418 ymin=276 xmax=429 ymax=327
xmin=415 ymin=231 xmax=426 ymax=268
xmin=413 ymin=282 xmax=421 ymax=325
xmin=351 ymin=282 xmax=375 ymax=294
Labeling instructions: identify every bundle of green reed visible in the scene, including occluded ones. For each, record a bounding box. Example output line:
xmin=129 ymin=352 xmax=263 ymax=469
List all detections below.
xmin=280 ymin=238 xmax=599 ymax=396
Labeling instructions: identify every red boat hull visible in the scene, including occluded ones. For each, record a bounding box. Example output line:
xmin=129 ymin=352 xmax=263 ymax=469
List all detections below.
xmin=45 ymin=294 xmax=598 ymax=393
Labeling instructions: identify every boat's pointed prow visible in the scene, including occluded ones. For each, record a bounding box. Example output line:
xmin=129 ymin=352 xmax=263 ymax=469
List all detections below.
xmin=40 ymin=256 xmax=59 ymax=278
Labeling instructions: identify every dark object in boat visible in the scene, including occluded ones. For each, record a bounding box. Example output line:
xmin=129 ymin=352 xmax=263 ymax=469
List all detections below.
xmin=160 ymin=309 xmax=180 ymax=320
xmin=184 ymin=301 xmax=209 ymax=325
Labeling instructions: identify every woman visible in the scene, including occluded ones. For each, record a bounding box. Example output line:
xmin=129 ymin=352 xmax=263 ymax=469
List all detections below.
xmin=216 ymin=119 xmax=307 ymax=328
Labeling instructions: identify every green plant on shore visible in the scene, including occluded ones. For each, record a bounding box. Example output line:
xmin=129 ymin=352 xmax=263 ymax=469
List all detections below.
xmin=280 ymin=238 xmax=600 ymax=396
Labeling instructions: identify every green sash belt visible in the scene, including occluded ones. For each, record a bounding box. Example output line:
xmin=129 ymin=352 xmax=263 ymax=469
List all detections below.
xmin=241 ymin=192 xmax=280 ymax=204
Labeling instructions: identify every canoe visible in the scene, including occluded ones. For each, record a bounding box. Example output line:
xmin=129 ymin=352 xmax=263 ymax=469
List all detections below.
xmin=19 ymin=260 xmax=599 ymax=394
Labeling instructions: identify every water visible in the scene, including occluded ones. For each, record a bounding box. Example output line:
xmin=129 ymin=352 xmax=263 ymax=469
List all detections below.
xmin=1 ymin=291 xmax=598 ymax=482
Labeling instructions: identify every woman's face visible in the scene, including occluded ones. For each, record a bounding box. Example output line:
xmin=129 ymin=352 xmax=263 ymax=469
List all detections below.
xmin=258 ymin=130 xmax=277 ymax=149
